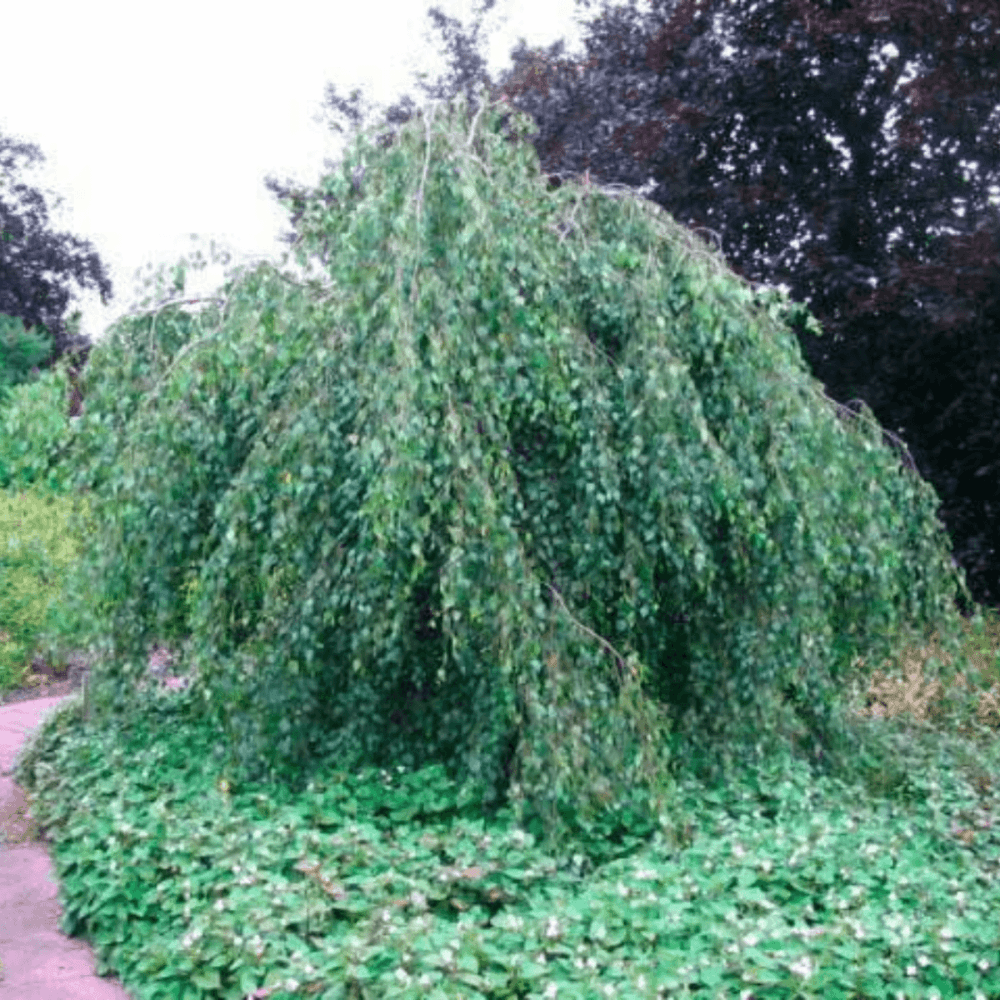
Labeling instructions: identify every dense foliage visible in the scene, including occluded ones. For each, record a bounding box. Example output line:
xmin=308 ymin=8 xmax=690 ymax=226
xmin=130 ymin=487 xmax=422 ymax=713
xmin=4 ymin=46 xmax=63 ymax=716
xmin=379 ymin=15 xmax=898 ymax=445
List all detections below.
xmin=280 ymin=0 xmax=1000 ymax=615
xmin=12 ymin=86 xmax=982 ymax=862
xmin=0 ymin=335 xmax=79 ymax=495
xmin=9 ymin=658 xmax=1000 ymax=1000
xmin=0 ymin=311 xmax=55 ymax=406
xmin=17 ymin=1 xmax=999 ymax=617
xmin=430 ymin=0 xmax=999 ymax=356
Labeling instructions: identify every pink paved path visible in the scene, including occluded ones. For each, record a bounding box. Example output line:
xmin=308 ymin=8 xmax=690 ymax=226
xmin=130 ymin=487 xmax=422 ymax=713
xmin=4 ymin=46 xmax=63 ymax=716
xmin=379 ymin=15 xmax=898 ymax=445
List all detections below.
xmin=0 ymin=693 xmax=135 ymax=999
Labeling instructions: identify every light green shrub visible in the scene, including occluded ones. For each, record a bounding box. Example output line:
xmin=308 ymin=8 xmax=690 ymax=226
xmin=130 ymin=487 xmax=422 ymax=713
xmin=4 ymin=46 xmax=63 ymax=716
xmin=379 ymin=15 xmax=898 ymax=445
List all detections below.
xmin=0 ymin=484 xmax=98 ymax=687
xmin=0 ymin=356 xmax=77 ymax=496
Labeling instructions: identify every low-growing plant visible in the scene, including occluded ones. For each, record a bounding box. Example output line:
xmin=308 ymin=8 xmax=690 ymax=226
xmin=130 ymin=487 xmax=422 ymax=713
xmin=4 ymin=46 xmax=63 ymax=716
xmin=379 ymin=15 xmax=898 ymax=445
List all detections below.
xmin=11 ymin=674 xmax=1000 ymax=1000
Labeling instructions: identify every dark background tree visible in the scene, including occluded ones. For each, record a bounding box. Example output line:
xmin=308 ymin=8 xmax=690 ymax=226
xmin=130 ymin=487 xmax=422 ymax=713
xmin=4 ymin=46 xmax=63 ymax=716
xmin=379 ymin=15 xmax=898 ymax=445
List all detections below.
xmin=263 ymin=0 xmax=1000 ymax=617
xmin=0 ymin=134 xmax=114 ymax=418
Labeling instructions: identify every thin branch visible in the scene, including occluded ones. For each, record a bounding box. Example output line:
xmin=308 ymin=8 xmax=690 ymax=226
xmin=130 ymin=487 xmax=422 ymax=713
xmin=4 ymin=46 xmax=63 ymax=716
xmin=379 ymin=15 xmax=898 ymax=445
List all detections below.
xmin=545 ymin=582 xmax=639 ymax=682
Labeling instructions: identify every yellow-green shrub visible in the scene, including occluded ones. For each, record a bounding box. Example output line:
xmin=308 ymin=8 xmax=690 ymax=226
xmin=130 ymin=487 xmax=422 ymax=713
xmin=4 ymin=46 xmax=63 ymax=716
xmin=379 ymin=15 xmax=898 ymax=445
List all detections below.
xmin=0 ymin=484 xmax=96 ymax=688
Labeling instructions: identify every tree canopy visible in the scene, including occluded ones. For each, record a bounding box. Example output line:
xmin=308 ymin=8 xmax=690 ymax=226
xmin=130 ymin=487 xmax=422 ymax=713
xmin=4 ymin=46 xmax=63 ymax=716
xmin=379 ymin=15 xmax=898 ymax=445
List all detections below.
xmin=285 ymin=0 xmax=998 ymax=351
xmin=265 ymin=0 xmax=1000 ymax=614
xmin=37 ymin=84 xmax=978 ymax=856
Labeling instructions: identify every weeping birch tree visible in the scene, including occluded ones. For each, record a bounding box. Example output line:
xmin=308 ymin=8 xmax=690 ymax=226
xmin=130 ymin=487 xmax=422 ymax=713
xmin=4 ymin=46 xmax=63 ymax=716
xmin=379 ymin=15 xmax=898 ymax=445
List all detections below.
xmin=43 ymin=83 xmax=975 ymax=853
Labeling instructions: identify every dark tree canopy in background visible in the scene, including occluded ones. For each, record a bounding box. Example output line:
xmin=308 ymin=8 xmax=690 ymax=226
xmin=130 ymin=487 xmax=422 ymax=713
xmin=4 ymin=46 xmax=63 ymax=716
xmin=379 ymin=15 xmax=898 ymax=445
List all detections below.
xmin=0 ymin=134 xmax=114 ymax=415
xmin=262 ymin=0 xmax=1000 ymax=615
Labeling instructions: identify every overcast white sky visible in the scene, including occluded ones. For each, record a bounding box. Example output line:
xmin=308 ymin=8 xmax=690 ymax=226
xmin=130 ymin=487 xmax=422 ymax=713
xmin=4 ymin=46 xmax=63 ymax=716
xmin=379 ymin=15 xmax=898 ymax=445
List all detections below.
xmin=3 ymin=0 xmax=997 ymax=350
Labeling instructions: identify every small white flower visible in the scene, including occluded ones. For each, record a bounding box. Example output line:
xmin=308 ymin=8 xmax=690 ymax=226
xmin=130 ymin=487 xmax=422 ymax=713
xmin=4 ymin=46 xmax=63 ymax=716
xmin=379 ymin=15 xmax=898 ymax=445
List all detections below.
xmin=789 ymin=956 xmax=813 ymax=979
xmin=181 ymin=927 xmax=203 ymax=950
